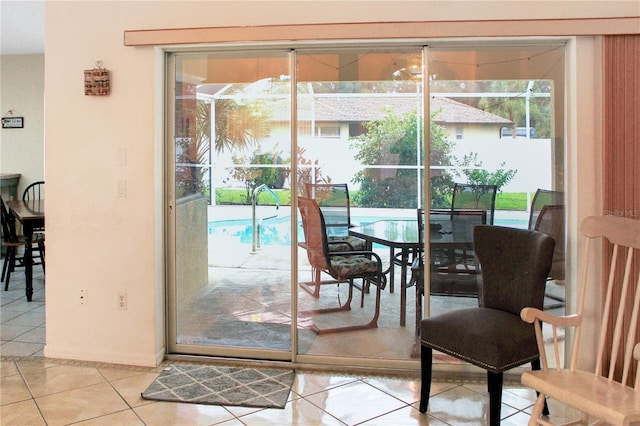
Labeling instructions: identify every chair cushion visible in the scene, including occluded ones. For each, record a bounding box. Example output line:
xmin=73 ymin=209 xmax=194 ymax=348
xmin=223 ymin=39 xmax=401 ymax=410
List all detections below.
xmin=421 ymin=307 xmax=539 ymax=373
xmin=327 ymin=235 xmax=367 ymax=252
xmin=329 ymin=255 xmax=379 ymax=278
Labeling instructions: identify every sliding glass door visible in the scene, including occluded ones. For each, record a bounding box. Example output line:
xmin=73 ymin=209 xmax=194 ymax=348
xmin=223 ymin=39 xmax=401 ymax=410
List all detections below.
xmin=166 ymin=41 xmax=566 ymax=365
xmin=167 ymin=51 xmax=294 ymax=360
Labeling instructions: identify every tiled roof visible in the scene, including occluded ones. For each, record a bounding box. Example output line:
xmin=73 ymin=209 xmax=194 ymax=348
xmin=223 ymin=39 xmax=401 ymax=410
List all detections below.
xmin=270 ymin=95 xmax=512 ymax=124
xmin=430 ymin=97 xmax=513 ymax=125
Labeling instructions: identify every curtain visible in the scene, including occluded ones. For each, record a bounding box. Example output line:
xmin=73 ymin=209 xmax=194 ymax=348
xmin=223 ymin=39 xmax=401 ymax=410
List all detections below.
xmin=602 ymin=34 xmax=640 ymax=384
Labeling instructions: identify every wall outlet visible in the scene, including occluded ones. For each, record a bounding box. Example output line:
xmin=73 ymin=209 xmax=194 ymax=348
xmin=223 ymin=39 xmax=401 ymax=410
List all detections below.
xmin=118 ymin=292 xmax=127 ymax=310
xmin=117 ymin=180 xmax=127 ymax=197
xmin=79 ymin=289 xmax=86 ymax=306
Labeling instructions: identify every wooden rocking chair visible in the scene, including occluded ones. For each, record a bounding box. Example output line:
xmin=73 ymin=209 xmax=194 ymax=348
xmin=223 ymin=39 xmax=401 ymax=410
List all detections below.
xmin=521 ymin=215 xmax=640 ymax=425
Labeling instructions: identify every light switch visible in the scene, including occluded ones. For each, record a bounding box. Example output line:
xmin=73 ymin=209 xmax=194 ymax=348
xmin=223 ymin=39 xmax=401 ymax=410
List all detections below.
xmin=117 ymin=147 xmax=127 ymax=166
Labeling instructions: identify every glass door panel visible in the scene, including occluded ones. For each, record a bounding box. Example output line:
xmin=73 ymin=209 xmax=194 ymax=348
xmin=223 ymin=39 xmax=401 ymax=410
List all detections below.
xmin=168 ymin=51 xmax=293 ymax=360
xmin=426 ymin=44 xmax=566 ymax=318
xmin=295 ymin=48 xmax=425 ymax=359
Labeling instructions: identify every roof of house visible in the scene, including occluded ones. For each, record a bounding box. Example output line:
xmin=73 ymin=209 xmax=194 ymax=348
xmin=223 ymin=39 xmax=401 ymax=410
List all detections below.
xmin=269 ymin=94 xmax=512 ymax=125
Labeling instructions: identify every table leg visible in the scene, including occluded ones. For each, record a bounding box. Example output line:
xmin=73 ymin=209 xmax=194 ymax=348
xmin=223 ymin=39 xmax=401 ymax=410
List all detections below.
xmin=400 ymin=248 xmax=409 ymax=327
xmin=388 ymin=247 xmax=395 ymax=293
xmin=23 ymin=223 xmax=34 ymax=301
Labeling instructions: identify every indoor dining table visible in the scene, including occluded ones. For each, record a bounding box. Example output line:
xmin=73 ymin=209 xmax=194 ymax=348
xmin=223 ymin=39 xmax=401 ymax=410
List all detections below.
xmin=6 ymin=198 xmax=44 ymax=302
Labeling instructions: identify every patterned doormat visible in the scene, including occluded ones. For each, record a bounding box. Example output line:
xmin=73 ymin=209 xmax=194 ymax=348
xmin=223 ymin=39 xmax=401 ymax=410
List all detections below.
xmin=141 ymin=364 xmax=295 ymax=409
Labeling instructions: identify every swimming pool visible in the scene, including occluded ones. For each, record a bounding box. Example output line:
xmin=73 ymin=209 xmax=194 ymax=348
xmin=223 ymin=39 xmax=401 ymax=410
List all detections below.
xmin=207 ymin=215 xmax=384 ymax=246
xmin=208 ymin=215 xmax=528 ymax=246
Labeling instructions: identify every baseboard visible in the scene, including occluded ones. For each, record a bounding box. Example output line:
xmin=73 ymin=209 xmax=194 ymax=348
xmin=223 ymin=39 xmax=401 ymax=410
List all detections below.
xmin=43 ymin=344 xmax=159 ymax=367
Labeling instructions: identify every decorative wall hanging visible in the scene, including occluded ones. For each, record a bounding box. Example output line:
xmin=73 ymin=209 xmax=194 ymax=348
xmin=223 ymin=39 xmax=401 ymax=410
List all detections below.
xmin=1 ymin=110 xmax=24 ymax=129
xmin=84 ymin=60 xmax=110 ymax=96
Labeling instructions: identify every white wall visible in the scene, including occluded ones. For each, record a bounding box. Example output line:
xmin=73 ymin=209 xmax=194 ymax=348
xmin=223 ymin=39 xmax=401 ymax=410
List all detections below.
xmin=0 ymin=54 xmax=45 ymax=196
xmin=454 ymin=139 xmax=552 ymax=193
xmin=41 ymin=1 xmax=634 ymax=366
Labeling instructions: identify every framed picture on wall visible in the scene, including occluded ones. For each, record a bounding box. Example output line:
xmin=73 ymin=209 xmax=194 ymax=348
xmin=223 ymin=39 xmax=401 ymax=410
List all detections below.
xmin=1 ymin=116 xmax=24 ymax=129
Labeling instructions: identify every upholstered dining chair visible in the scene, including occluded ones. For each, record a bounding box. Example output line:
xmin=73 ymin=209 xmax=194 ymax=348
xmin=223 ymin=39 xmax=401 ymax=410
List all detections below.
xmin=297 ymin=197 xmax=386 ymax=334
xmin=300 ymin=183 xmax=366 ymax=298
xmin=419 ymin=225 xmax=555 ymax=426
xmin=1 ymin=195 xmax=45 ymax=290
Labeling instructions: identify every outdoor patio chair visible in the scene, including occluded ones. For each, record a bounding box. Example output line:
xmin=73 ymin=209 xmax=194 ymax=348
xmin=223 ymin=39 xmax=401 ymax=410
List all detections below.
xmin=1 ymin=195 xmax=45 ymax=290
xmin=429 ymin=208 xmax=487 ymax=297
xmin=528 ymin=189 xmax=565 ymax=281
xmin=408 ymin=208 xmax=488 ymax=336
xmin=451 ymin=183 xmax=497 ymax=225
xmin=528 ymin=189 xmax=564 ymax=233
xmin=521 ymin=215 xmax=640 ymax=425
xmin=528 ymin=188 xmax=565 ymax=309
xmin=300 ymin=183 xmax=366 ymax=298
xmin=297 ymin=197 xmax=386 ymax=334
xmin=419 ymin=225 xmax=555 ymax=426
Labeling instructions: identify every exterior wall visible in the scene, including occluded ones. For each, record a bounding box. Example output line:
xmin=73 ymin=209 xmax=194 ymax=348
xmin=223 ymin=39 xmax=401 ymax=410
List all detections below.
xmin=40 ymin=1 xmax=630 ymax=366
xmin=444 ymin=123 xmax=504 ymax=142
xmin=175 ymin=195 xmax=208 ymax=302
xmin=454 ymin=138 xmax=552 ymax=193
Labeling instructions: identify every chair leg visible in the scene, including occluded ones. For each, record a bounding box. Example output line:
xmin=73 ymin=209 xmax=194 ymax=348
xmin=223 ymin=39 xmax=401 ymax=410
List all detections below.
xmin=531 ymin=359 xmax=549 ymax=416
xmin=3 ymin=247 xmax=16 ymax=290
xmin=313 ymin=275 xmax=381 ymax=335
xmin=2 ymin=258 xmax=9 ymax=288
xmin=487 ymin=371 xmax=503 ymax=426
xmin=2 ymin=247 xmax=11 ymax=283
xmin=299 ymin=268 xmax=341 ymax=299
xmin=529 ymin=393 xmax=547 ymax=426
xmin=419 ymin=346 xmax=432 ymax=413
xmin=38 ymin=241 xmax=45 ymax=273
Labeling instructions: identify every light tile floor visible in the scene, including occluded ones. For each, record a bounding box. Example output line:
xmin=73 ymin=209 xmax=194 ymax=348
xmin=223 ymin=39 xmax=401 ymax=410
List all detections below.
xmin=1 ymin=269 xmax=581 ymax=425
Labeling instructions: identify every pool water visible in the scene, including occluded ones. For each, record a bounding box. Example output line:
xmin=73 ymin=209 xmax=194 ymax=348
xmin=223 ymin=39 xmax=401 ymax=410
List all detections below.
xmin=207 ymin=215 xmax=528 ymax=246
xmin=207 ymin=216 xmax=375 ymax=246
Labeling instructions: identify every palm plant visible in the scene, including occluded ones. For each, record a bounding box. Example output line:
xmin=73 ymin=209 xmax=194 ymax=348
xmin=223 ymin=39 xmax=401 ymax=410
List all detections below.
xmin=177 ymin=86 xmax=272 ymax=199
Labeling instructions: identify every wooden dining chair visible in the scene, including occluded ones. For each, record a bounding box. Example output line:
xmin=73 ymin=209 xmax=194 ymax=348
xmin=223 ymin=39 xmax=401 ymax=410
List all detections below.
xmin=22 ymin=180 xmax=46 ymax=237
xmin=521 ymin=215 xmax=640 ymax=425
xmin=22 ymin=180 xmax=45 ymax=201
xmin=1 ymin=195 xmax=45 ymax=290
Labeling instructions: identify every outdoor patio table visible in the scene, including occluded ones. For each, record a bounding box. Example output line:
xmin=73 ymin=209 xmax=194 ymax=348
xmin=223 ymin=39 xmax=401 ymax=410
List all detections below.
xmin=6 ymin=199 xmax=44 ymax=302
xmin=348 ymin=213 xmax=477 ymax=327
